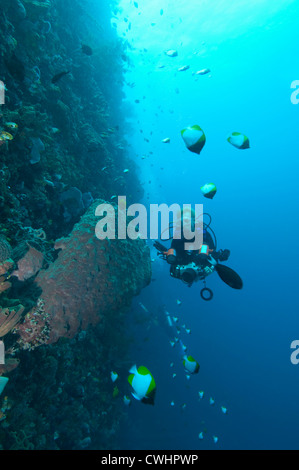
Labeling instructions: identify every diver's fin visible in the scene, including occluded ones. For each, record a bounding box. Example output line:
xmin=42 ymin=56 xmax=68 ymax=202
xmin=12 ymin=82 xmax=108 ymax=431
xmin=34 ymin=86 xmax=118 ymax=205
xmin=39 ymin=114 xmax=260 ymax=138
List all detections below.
xmin=215 ymin=264 xmax=243 ymax=290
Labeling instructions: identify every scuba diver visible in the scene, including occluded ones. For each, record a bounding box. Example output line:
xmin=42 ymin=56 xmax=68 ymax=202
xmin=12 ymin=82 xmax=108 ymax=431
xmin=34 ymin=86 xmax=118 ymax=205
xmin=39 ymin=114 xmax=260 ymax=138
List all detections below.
xmin=154 ymin=208 xmax=243 ymax=301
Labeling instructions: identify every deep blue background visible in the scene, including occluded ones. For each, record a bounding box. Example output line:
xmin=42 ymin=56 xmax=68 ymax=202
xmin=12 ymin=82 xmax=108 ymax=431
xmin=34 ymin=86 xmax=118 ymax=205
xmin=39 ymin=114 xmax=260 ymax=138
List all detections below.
xmin=113 ymin=0 xmax=299 ymax=449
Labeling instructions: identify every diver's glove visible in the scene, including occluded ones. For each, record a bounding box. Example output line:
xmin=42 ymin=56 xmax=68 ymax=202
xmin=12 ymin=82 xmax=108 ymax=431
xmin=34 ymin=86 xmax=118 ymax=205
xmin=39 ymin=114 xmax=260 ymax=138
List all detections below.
xmin=203 ymin=266 xmax=214 ymax=277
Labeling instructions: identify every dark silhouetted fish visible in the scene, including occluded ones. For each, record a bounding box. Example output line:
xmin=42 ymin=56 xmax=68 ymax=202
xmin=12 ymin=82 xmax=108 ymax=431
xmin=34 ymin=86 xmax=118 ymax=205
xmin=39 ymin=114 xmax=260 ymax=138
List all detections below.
xmin=4 ymin=54 xmax=25 ymax=81
xmin=81 ymin=44 xmax=93 ymax=56
xmin=51 ymin=71 xmax=70 ymax=84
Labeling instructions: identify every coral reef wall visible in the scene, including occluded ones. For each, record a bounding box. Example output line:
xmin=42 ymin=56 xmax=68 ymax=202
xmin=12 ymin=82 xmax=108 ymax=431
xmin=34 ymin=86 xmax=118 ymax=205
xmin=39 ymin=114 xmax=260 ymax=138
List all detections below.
xmin=0 ymin=0 xmax=142 ymax=240
xmin=0 ymin=0 xmax=151 ymax=450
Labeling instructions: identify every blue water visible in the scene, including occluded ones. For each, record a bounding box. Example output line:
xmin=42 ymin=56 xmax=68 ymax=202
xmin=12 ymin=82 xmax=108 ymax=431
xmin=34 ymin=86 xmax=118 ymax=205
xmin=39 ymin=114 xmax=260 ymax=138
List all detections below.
xmin=113 ymin=0 xmax=299 ymax=450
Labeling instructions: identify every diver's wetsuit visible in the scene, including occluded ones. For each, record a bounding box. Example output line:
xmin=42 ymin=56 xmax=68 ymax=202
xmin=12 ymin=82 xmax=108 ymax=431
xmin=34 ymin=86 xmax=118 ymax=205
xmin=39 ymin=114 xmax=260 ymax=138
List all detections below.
xmin=169 ymin=228 xmax=230 ymax=286
xmin=170 ymin=228 xmax=215 ymax=265
xmin=154 ymin=226 xmax=236 ymax=291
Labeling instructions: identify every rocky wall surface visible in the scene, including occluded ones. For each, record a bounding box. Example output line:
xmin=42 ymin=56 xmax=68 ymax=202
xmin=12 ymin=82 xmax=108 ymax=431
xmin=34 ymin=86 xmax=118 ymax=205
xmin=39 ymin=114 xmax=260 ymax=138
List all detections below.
xmin=0 ymin=0 xmax=151 ymax=450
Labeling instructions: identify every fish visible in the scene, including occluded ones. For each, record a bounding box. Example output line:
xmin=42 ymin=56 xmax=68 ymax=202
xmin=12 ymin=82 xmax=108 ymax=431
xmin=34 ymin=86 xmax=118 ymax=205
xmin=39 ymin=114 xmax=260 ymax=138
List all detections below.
xmin=4 ymin=54 xmax=25 ymax=81
xmin=162 ymin=137 xmax=170 ymax=143
xmin=200 ymin=183 xmax=217 ymax=199
xmin=178 ymin=65 xmax=190 ymax=72
xmin=183 ymin=355 xmax=200 ymax=374
xmin=196 ymin=68 xmax=211 ymax=75
xmin=227 ymin=131 xmax=250 ymax=149
xmin=165 ymin=311 xmax=173 ymax=327
xmin=139 ymin=302 xmax=148 ymax=312
xmin=181 ymin=124 xmax=206 ymax=155
xmin=123 ymin=395 xmax=131 ymax=406
xmin=81 ymin=44 xmax=93 ymax=56
xmin=128 ymin=365 xmax=156 ymax=405
xmin=51 ymin=71 xmax=70 ymax=84
xmin=165 ymin=50 xmax=178 ymax=57
xmin=111 ymin=371 xmax=118 ymax=382
xmin=5 ymin=122 xmax=18 ymax=130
